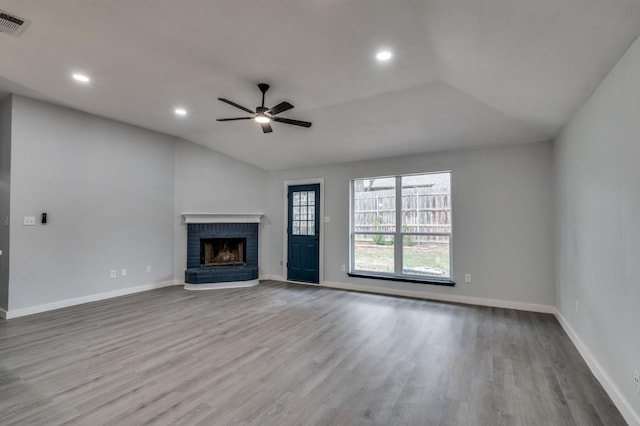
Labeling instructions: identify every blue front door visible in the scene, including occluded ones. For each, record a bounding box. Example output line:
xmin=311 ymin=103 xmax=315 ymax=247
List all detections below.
xmin=287 ymin=184 xmax=320 ymax=284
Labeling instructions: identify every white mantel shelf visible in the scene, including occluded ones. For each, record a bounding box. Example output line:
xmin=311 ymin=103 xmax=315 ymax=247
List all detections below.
xmin=182 ymin=213 xmax=264 ymax=224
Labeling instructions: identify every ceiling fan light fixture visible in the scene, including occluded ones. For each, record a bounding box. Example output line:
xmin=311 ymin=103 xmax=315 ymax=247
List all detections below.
xmin=217 ymin=83 xmax=312 ymax=133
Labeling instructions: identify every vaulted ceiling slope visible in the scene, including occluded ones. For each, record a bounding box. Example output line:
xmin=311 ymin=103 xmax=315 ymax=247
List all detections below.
xmin=0 ymin=0 xmax=638 ymax=170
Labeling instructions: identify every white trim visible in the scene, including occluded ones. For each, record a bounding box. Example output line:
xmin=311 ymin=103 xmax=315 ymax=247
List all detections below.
xmin=394 ymin=176 xmax=402 ymax=275
xmin=182 ymin=213 xmax=263 ymax=224
xmin=555 ymin=311 xmax=640 ymax=426
xmin=349 ymin=171 xmax=453 ymax=280
xmin=260 ymin=275 xmax=320 ymax=287
xmin=259 ymin=275 xmax=282 ymax=281
xmin=184 ymin=279 xmax=260 ymax=291
xmin=261 ymin=276 xmax=553 ymax=313
xmin=1 ymin=281 xmax=179 ymax=319
xmin=0 ymin=308 xmax=7 ymax=319
xmin=321 ymin=280 xmax=555 ymax=313
xmin=265 ymin=274 xmax=640 ymax=424
xmin=282 ymin=178 xmax=325 ymax=283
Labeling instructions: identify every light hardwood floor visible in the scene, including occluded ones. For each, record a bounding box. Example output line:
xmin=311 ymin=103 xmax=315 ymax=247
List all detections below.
xmin=0 ymin=281 xmax=625 ymax=425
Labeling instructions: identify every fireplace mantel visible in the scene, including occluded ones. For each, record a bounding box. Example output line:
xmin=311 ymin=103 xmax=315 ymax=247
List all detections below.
xmin=182 ymin=213 xmax=263 ymax=224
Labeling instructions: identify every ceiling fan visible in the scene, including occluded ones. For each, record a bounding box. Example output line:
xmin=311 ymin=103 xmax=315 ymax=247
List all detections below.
xmin=217 ymin=83 xmax=312 ymax=133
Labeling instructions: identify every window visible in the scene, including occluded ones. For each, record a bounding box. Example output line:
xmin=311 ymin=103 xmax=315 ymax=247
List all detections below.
xmin=292 ymin=190 xmax=316 ymax=235
xmin=350 ymin=172 xmax=452 ymax=283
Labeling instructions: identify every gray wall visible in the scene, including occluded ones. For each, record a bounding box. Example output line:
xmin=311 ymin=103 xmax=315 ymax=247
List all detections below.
xmin=173 ymin=139 xmax=269 ymax=281
xmin=555 ymin=36 xmax=640 ymax=419
xmin=0 ymin=95 xmax=11 ymax=310
xmin=8 ymin=96 xmax=175 ymax=310
xmin=266 ymin=141 xmax=555 ymax=307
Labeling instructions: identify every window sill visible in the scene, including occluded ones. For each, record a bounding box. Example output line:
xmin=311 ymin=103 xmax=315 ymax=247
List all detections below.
xmin=347 ymin=272 xmax=455 ymax=287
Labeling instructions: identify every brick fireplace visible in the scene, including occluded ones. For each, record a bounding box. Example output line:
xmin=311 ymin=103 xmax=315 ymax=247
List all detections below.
xmin=182 ymin=214 xmax=262 ymax=290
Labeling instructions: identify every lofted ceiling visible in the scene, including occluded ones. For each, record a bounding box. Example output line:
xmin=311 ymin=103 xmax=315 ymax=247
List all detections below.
xmin=0 ymin=0 xmax=639 ymax=170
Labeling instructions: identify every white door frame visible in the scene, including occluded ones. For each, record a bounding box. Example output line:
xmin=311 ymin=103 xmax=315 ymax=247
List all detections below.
xmin=282 ymin=178 xmax=325 ymax=284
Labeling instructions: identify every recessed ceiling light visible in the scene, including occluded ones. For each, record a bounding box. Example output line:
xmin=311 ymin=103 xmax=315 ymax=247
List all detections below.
xmin=72 ymin=73 xmax=91 ymax=83
xmin=376 ymin=50 xmax=393 ymax=62
xmin=174 ymin=108 xmax=188 ymax=117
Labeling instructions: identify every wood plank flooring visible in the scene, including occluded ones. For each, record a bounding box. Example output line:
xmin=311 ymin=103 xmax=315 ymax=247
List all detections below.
xmin=0 ymin=281 xmax=625 ymax=425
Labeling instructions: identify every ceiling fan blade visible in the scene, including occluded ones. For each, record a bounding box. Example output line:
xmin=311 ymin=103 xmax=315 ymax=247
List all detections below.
xmin=273 ymin=117 xmax=312 ymax=128
xmin=218 ymin=98 xmax=255 ymax=114
xmin=261 ymin=122 xmax=273 ymax=133
xmin=216 ymin=117 xmax=253 ymax=121
xmin=267 ymin=101 xmax=294 ymax=116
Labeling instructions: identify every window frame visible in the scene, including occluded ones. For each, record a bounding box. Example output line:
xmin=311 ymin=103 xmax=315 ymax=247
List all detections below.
xmin=349 ymin=171 xmax=454 ymax=285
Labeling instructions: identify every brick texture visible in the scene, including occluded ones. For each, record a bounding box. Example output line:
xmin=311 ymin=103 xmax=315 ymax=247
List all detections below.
xmin=185 ymin=223 xmax=259 ymax=284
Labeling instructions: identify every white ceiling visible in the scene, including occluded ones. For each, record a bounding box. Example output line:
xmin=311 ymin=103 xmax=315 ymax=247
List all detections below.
xmin=0 ymin=0 xmax=639 ymax=170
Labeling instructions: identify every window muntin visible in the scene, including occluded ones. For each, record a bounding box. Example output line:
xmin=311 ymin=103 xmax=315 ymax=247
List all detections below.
xmin=353 ymin=233 xmax=395 ymax=273
xmin=402 ymin=235 xmax=450 ymax=277
xmin=292 ymin=190 xmax=316 ymax=235
xmin=351 ymin=172 xmax=452 ymax=280
xmin=352 ymin=177 xmax=395 ymax=233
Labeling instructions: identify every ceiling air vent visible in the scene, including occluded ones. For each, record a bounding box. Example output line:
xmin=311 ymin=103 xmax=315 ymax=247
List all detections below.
xmin=0 ymin=10 xmax=30 ymax=37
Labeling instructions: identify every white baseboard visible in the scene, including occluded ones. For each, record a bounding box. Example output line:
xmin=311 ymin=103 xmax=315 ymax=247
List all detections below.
xmin=184 ymin=279 xmax=259 ymax=291
xmin=260 ymin=275 xmax=284 ymax=281
xmin=3 ymin=275 xmax=633 ymax=424
xmin=326 ymin=279 xmax=555 ymax=313
xmin=260 ymin=275 xmax=319 ymax=287
xmin=2 ymin=281 xmax=179 ymax=319
xmin=263 ymin=276 xmax=635 ymax=422
xmin=262 ymin=275 xmax=554 ymax=313
xmin=555 ymin=311 xmax=640 ymax=426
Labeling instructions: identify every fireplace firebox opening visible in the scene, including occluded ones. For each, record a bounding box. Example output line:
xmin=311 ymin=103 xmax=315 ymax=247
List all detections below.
xmin=200 ymin=238 xmax=246 ymax=267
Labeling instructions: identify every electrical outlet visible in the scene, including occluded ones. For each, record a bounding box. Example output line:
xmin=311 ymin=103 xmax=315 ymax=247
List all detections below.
xmin=121 ymin=269 xmax=127 ymax=277
xmin=110 ymin=270 xmax=117 ymax=279
xmin=634 ymin=370 xmax=640 ymax=393
xmin=341 ymin=264 xmax=346 ymax=272
xmin=23 ymin=216 xmax=36 ymax=226
xmin=465 ymin=274 xmax=471 ymax=283
xmin=146 ymin=265 xmax=152 ymax=273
